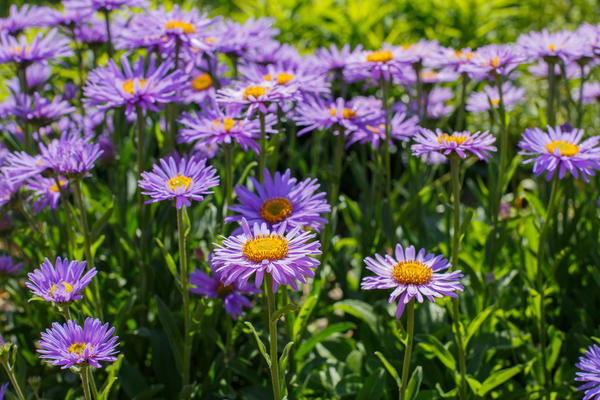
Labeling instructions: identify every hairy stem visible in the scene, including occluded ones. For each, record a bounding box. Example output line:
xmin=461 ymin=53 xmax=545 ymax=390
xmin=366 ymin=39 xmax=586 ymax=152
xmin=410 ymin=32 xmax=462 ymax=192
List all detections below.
xmin=265 ymin=275 xmax=282 ymax=400
xmin=399 ymin=300 xmax=415 ymax=400
xmin=2 ymin=361 xmax=26 ymax=400
xmin=177 ymin=207 xmax=192 ymax=395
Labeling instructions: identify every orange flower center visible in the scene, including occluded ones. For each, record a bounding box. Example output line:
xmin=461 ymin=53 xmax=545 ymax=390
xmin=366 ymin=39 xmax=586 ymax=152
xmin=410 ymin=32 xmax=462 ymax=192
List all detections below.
xmin=50 ymin=179 xmax=67 ymax=193
xmin=421 ymin=71 xmax=438 ymax=80
xmin=242 ymin=234 xmax=288 ymax=262
xmin=243 ymin=86 xmax=266 ymax=99
xmin=548 ymin=43 xmax=555 ymax=52
xmin=260 ymin=197 xmax=293 ymax=224
xmin=122 ymin=79 xmax=147 ymax=95
xmin=167 ymin=173 xmax=192 ymax=191
xmin=330 ymin=108 xmax=357 ymax=119
xmin=392 ymin=260 xmax=433 ymax=285
xmin=68 ymin=342 xmax=88 ymax=356
xmin=367 ymin=50 xmax=393 ymax=63
xmin=165 ymin=20 xmax=195 ymax=33
xmin=491 ymin=98 xmax=500 ymax=107
xmin=214 ymin=118 xmax=236 ymax=132
xmin=49 ymin=281 xmax=73 ymax=298
xmin=491 ymin=57 xmax=499 ymax=68
xmin=546 ymin=140 xmax=579 ymax=157
xmin=437 ymin=134 xmax=468 ymax=145
xmin=192 ymin=73 xmax=212 ymax=91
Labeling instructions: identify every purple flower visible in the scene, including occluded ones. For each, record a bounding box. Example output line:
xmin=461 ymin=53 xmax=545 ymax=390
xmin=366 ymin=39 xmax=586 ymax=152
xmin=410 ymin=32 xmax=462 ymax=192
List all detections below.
xmin=463 ymin=44 xmax=523 ymax=80
xmin=517 ymin=126 xmax=600 ymax=182
xmin=75 ymin=0 xmax=147 ymax=12
xmin=312 ymin=43 xmax=364 ymax=77
xmin=346 ymin=44 xmax=419 ymax=83
xmin=0 ymin=29 xmax=73 ymax=65
xmin=26 ymin=257 xmax=97 ymax=303
xmin=6 ymin=63 xmax=51 ymax=93
xmin=227 ymin=169 xmax=330 ymax=233
xmin=7 ymin=93 xmax=76 ymax=126
xmin=575 ymin=343 xmax=600 ymax=400
xmin=180 ymin=59 xmax=228 ymax=105
xmin=517 ymin=29 xmax=587 ymax=63
xmin=395 ymin=67 xmax=460 ymax=86
xmin=466 ymin=82 xmax=525 ymax=113
xmin=0 ymin=383 xmax=6 ymax=400
xmin=138 ymin=153 xmax=219 ymax=209
xmin=412 ymin=128 xmax=496 ymax=161
xmin=434 ymin=47 xmax=476 ymax=71
xmin=213 ymin=219 xmax=321 ymax=291
xmin=38 ymin=318 xmax=119 ymax=369
xmin=216 ymin=80 xmax=298 ymax=116
xmin=577 ymin=82 xmax=600 ymax=105
xmin=46 ymin=0 xmax=95 ymax=27
xmin=74 ymin=16 xmax=108 ymax=45
xmin=2 ymin=151 xmax=46 ymax=187
xmin=84 ymin=54 xmax=185 ymax=118
xmin=243 ymin=41 xmax=302 ymax=68
xmin=25 ymin=176 xmax=68 ymax=214
xmin=190 ymin=260 xmax=260 ymax=319
xmin=0 ymin=255 xmax=23 ymax=275
xmin=0 ymin=172 xmax=19 ymax=210
xmin=205 ymin=17 xmax=279 ymax=56
xmin=347 ymin=112 xmax=419 ymax=149
xmin=0 ymin=4 xmax=54 ymax=34
xmin=39 ymin=134 xmax=103 ymax=177
xmin=361 ymin=244 xmax=463 ymax=318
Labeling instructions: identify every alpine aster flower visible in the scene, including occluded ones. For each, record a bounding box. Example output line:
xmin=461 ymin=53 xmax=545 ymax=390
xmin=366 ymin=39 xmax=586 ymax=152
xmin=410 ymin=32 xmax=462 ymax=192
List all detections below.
xmin=463 ymin=44 xmax=523 ymax=80
xmin=412 ymin=128 xmax=496 ymax=161
xmin=361 ymin=244 xmax=463 ymax=317
xmin=26 ymin=257 xmax=97 ymax=303
xmin=517 ymin=29 xmax=587 ymax=63
xmin=213 ymin=219 xmax=321 ymax=291
xmin=2 ymin=151 xmax=46 ymax=186
xmin=0 ymin=4 xmax=53 ymax=34
xmin=518 ymin=126 xmax=600 ymax=181
xmin=39 ymin=134 xmax=103 ymax=177
xmin=346 ymin=44 xmax=419 ymax=82
xmin=0 ymin=383 xmax=6 ymax=400
xmin=204 ymin=17 xmax=279 ymax=57
xmin=25 ymin=176 xmax=68 ymax=214
xmin=575 ymin=343 xmax=600 ymax=400
xmin=84 ymin=54 xmax=186 ymax=118
xmin=347 ymin=112 xmax=419 ymax=149
xmin=8 ymin=93 xmax=76 ymax=126
xmin=0 ymin=29 xmax=73 ymax=65
xmin=466 ymin=82 xmax=525 ymax=113
xmin=138 ymin=153 xmax=219 ymax=209
xmin=38 ymin=318 xmax=119 ymax=369
xmin=0 ymin=255 xmax=23 ymax=275
xmin=216 ymin=80 xmax=298 ymax=116
xmin=227 ymin=169 xmax=330 ymax=233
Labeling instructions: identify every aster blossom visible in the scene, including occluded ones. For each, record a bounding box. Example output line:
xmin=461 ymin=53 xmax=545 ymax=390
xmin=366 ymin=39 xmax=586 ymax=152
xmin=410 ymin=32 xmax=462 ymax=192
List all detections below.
xmin=213 ymin=219 xmax=321 ymax=291
xmin=517 ymin=28 xmax=588 ymax=63
xmin=0 ymin=4 xmax=53 ymax=34
xmin=347 ymin=111 xmax=419 ymax=149
xmin=412 ymin=128 xmax=496 ymax=161
xmin=463 ymin=44 xmax=523 ymax=80
xmin=38 ymin=318 xmax=119 ymax=369
xmin=7 ymin=93 xmax=76 ymax=126
xmin=26 ymin=257 xmax=97 ymax=303
xmin=216 ymin=80 xmax=298 ymax=116
xmin=518 ymin=126 xmax=600 ymax=182
xmin=0 ymin=29 xmax=73 ymax=65
xmin=576 ymin=343 xmax=600 ymax=400
xmin=39 ymin=134 xmax=103 ymax=177
xmin=0 ymin=255 xmax=23 ymax=275
xmin=227 ymin=169 xmax=330 ymax=233
xmin=361 ymin=244 xmax=463 ymax=317
xmin=138 ymin=153 xmax=219 ymax=209
xmin=346 ymin=44 xmax=419 ymax=83
xmin=466 ymin=82 xmax=525 ymax=113
xmin=25 ymin=176 xmax=68 ymax=214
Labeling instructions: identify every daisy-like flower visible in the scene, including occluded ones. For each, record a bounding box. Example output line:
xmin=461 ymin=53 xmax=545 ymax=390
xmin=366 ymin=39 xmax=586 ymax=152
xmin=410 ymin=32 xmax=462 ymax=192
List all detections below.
xmin=0 ymin=382 xmax=6 ymax=400
xmin=347 ymin=112 xmax=419 ymax=149
xmin=190 ymin=259 xmax=260 ymax=319
xmin=517 ymin=126 xmax=600 ymax=182
xmin=577 ymin=82 xmax=600 ymax=105
xmin=0 ymin=29 xmax=73 ymax=66
xmin=412 ymin=128 xmax=496 ymax=161
xmin=26 ymin=257 xmax=97 ymax=303
xmin=180 ymin=59 xmax=228 ymax=105
xmin=361 ymin=244 xmax=463 ymax=317
xmin=0 ymin=255 xmax=23 ymax=275
xmin=466 ymin=82 xmax=525 ymax=113
xmin=71 ymin=0 xmax=147 ymax=12
xmin=204 ymin=17 xmax=279 ymax=57
xmin=434 ymin=47 xmax=476 ymax=72
xmin=346 ymin=44 xmax=419 ymax=83
xmin=463 ymin=44 xmax=523 ymax=80
xmin=8 ymin=93 xmax=76 ymax=127
xmin=0 ymin=4 xmax=53 ymax=35
xmin=213 ymin=219 xmax=321 ymax=291
xmin=575 ymin=343 xmax=600 ymax=400
xmin=38 ymin=318 xmax=119 ymax=369
xmin=226 ymin=169 xmax=330 ymax=233
xmin=517 ymin=29 xmax=587 ymax=63
xmin=313 ymin=43 xmax=364 ymax=77
xmin=2 ymin=151 xmax=46 ymax=187
xmin=138 ymin=153 xmax=219 ymax=209
xmin=84 ymin=54 xmax=186 ymax=118
xmin=39 ymin=134 xmax=103 ymax=177
xmin=216 ymin=80 xmax=298 ymax=116
xmin=25 ymin=176 xmax=68 ymax=214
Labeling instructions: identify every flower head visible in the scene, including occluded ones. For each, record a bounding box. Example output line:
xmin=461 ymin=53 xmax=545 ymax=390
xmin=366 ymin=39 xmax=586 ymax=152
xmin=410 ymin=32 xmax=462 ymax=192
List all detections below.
xmin=26 ymin=257 xmax=97 ymax=303
xmin=0 ymin=255 xmax=23 ymax=275
xmin=213 ymin=219 xmax=321 ymax=291
xmin=0 ymin=29 xmax=73 ymax=65
xmin=466 ymin=82 xmax=525 ymax=113
xmin=0 ymin=5 xmax=53 ymax=35
xmin=138 ymin=153 xmax=219 ymax=209
xmin=216 ymin=80 xmax=298 ymax=116
xmin=463 ymin=44 xmax=522 ymax=80
xmin=518 ymin=126 xmax=600 ymax=182
xmin=361 ymin=244 xmax=463 ymax=317
xmin=39 ymin=134 xmax=103 ymax=177
xmin=346 ymin=44 xmax=419 ymax=82
xmin=575 ymin=343 xmax=600 ymax=400
xmin=25 ymin=176 xmax=68 ymax=214
xmin=517 ymin=29 xmax=588 ymax=63
xmin=412 ymin=128 xmax=496 ymax=161
xmin=38 ymin=318 xmax=119 ymax=369
xmin=227 ymin=169 xmax=330 ymax=233
xmin=347 ymin=112 xmax=419 ymax=149
xmin=7 ymin=93 xmax=76 ymax=127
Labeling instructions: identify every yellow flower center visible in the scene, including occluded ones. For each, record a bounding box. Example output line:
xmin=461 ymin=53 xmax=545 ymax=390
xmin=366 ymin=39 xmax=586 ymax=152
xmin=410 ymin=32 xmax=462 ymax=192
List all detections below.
xmin=277 ymin=73 xmax=294 ymax=85
xmin=454 ymin=50 xmax=473 ymax=60
xmin=260 ymin=197 xmax=293 ymax=224
xmin=214 ymin=118 xmax=236 ymax=132
xmin=421 ymin=71 xmax=438 ymax=80
xmin=49 ymin=281 xmax=74 ymax=298
xmin=50 ymin=179 xmax=67 ymax=193
xmin=242 ymin=234 xmax=288 ymax=263
xmin=165 ymin=20 xmax=195 ymax=33
xmin=216 ymin=282 xmax=235 ymax=298
xmin=10 ymin=45 xmax=30 ymax=55
xmin=122 ymin=79 xmax=147 ymax=95
xmin=366 ymin=50 xmax=393 ymax=63
xmin=491 ymin=98 xmax=500 ymax=107
xmin=546 ymin=140 xmax=579 ymax=157
xmin=205 ymin=37 xmax=216 ymax=44
xmin=330 ymin=108 xmax=357 ymax=119
xmin=437 ymin=134 xmax=468 ymax=145
xmin=366 ymin=124 xmax=386 ymax=134
xmin=192 ymin=73 xmax=212 ymax=91
xmin=243 ymin=86 xmax=266 ymax=99
xmin=392 ymin=260 xmax=433 ymax=285
xmin=491 ymin=57 xmax=499 ymax=68
xmin=548 ymin=43 xmax=555 ymax=52
xmin=167 ymin=173 xmax=192 ymax=191
xmin=68 ymin=343 xmax=88 ymax=356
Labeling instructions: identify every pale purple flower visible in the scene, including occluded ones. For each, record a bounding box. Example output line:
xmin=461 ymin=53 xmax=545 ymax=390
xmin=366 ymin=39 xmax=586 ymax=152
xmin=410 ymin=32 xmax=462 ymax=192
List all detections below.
xmin=412 ymin=128 xmax=496 ymax=161
xmin=26 ymin=257 xmax=97 ymax=303
xmin=466 ymin=82 xmax=525 ymax=113
xmin=0 ymin=29 xmax=73 ymax=65
xmin=0 ymin=255 xmax=23 ymax=275
xmin=575 ymin=343 xmax=600 ymax=400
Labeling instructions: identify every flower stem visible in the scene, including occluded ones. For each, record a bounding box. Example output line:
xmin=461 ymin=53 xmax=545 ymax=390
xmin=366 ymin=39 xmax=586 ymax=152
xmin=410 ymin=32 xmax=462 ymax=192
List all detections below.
xmin=546 ymin=59 xmax=557 ymax=127
xmin=80 ymin=367 xmax=92 ymax=400
xmin=16 ymin=65 xmax=33 ymax=154
xmin=88 ymin=368 xmax=99 ymax=400
xmin=576 ymin=64 xmax=587 ymax=127
xmin=265 ymin=274 xmax=282 ymax=400
xmin=455 ymin=73 xmax=468 ymax=131
xmin=536 ymin=173 xmax=560 ymax=397
xmin=224 ymin=143 xmax=233 ymax=210
xmin=57 ymin=177 xmax=75 ymax=258
xmin=330 ymin=131 xmax=345 ymax=206
xmin=1 ymin=360 xmax=26 ymax=400
xmin=177 ymin=207 xmax=192 ymax=394
xmin=102 ymin=9 xmax=113 ymax=58
xmin=379 ymin=76 xmax=392 ymax=199
xmin=136 ymin=106 xmax=150 ymax=304
xmin=399 ymin=299 xmax=415 ymax=400
xmin=259 ymin=112 xmax=267 ymax=184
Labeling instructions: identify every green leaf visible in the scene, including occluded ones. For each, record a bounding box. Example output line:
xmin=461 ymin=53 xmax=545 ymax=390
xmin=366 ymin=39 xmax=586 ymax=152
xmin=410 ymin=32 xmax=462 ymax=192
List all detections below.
xmin=182 ymin=207 xmax=191 ymax=238
xmin=154 ymin=295 xmax=183 ymax=373
xmin=465 ymin=306 xmax=497 ymax=347
xmin=333 ymin=299 xmax=378 ymax=334
xmin=356 ymin=368 xmax=385 ymax=400
xmin=91 ymin=200 xmax=114 ymax=239
xmin=418 ymin=335 xmax=456 ymax=370
xmin=477 ymin=364 xmax=524 ymax=397
xmin=374 ymin=351 xmax=401 ymax=389
xmin=271 ymin=303 xmax=299 ymax=322
xmin=155 ymin=238 xmax=181 ymax=291
xmin=295 ymin=322 xmax=355 ymax=360
xmin=91 ymin=235 xmax=105 ymax=259
xmin=292 ymin=293 xmax=318 ymax=339
xmin=244 ymin=321 xmax=270 ymax=367
xmin=235 ymin=161 xmax=258 ymax=187
xmin=407 ymin=365 xmax=423 ymax=400
xmin=279 ymin=340 xmax=294 ymax=387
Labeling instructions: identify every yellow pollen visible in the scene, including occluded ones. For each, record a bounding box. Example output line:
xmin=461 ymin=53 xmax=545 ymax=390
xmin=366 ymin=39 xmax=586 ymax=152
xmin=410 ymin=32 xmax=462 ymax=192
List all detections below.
xmin=167 ymin=173 xmax=192 ymax=191
xmin=437 ymin=134 xmax=468 ymax=145
xmin=491 ymin=98 xmax=500 ymax=107
xmin=192 ymin=73 xmax=212 ymax=91
xmin=242 ymin=234 xmax=288 ymax=263
xmin=11 ymin=45 xmax=30 ymax=54
xmin=366 ymin=123 xmax=386 ymax=134
xmin=392 ymin=260 xmax=433 ymax=285
xmin=37 ymin=158 xmax=43 ymax=166
xmin=421 ymin=71 xmax=438 ymax=80
xmin=260 ymin=197 xmax=293 ymax=224
xmin=50 ymin=179 xmax=67 ymax=193
xmin=367 ymin=50 xmax=393 ymax=63
xmin=491 ymin=57 xmax=499 ymax=68
xmin=68 ymin=343 xmax=88 ymax=356
xmin=546 ymin=140 xmax=579 ymax=157
xmin=122 ymin=79 xmax=147 ymax=95
xmin=330 ymin=108 xmax=357 ymax=119
xmin=243 ymin=86 xmax=266 ymax=99
xmin=276 ymin=73 xmax=294 ymax=85
xmin=214 ymin=118 xmax=236 ymax=132
xmin=205 ymin=37 xmax=216 ymax=43
xmin=216 ymin=282 xmax=234 ymax=298
xmin=49 ymin=281 xmax=73 ymax=298
xmin=165 ymin=20 xmax=195 ymax=34
xmin=548 ymin=43 xmax=555 ymax=52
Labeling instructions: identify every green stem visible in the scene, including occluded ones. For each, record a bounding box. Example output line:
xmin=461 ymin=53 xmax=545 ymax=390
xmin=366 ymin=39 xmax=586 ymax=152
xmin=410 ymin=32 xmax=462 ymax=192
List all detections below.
xmin=399 ymin=300 xmax=415 ymax=400
xmin=58 ymin=303 xmax=72 ymax=321
xmin=102 ymin=10 xmax=113 ymax=57
xmin=455 ymin=73 xmax=468 ymax=131
xmin=17 ymin=65 xmax=33 ymax=153
xmin=546 ymin=59 xmax=557 ymax=127
xmin=576 ymin=64 xmax=587 ymax=127
xmin=136 ymin=107 xmax=149 ymax=303
xmin=536 ymin=173 xmax=560 ymax=397
xmin=259 ymin=112 xmax=267 ymax=184
xmin=88 ymin=368 xmax=99 ymax=400
xmin=2 ymin=361 xmax=26 ymax=400
xmin=379 ymin=76 xmax=392 ymax=199
xmin=330 ymin=131 xmax=345 ymax=206
xmin=136 ymin=107 xmax=145 ymax=179
xmin=177 ymin=207 xmax=192 ymax=393
xmin=58 ymin=179 xmax=75 ymax=258
xmin=80 ymin=368 xmax=92 ymax=400
xmin=265 ymin=274 xmax=282 ymax=400
xmin=413 ymin=62 xmax=423 ymax=121
xmin=72 ymin=179 xmax=103 ymax=319
xmin=224 ymin=143 xmax=233 ymax=210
